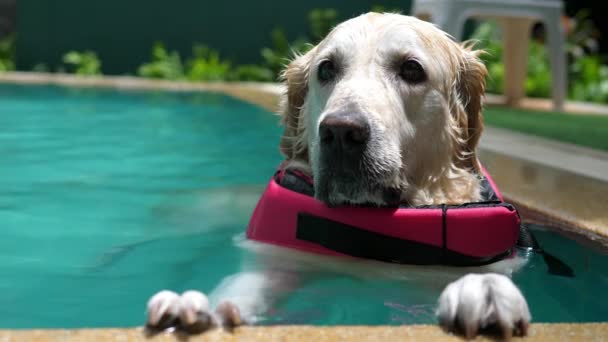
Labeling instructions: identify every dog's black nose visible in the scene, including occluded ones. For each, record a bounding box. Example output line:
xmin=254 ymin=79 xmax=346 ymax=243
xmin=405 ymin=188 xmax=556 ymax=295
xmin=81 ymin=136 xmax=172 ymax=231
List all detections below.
xmin=319 ymin=112 xmax=370 ymax=153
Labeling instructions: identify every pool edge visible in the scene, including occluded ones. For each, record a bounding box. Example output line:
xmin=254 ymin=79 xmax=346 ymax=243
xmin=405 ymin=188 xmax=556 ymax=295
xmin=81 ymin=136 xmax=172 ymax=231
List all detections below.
xmin=1 ymin=324 xmax=607 ymax=341
xmin=0 ymin=72 xmax=284 ymax=113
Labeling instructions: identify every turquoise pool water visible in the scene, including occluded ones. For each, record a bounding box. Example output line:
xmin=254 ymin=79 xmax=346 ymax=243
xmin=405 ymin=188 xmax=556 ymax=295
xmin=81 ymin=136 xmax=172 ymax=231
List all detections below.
xmin=0 ymin=83 xmax=606 ymax=328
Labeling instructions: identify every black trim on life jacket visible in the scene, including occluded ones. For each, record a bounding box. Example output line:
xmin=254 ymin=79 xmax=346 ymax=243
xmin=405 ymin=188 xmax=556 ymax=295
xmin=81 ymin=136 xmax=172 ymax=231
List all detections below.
xmin=296 ymin=212 xmax=511 ymax=266
xmin=275 ymin=168 xmax=501 ymax=205
xmin=517 ymin=224 xmax=575 ymax=277
xmin=276 ymin=166 xmax=574 ymax=274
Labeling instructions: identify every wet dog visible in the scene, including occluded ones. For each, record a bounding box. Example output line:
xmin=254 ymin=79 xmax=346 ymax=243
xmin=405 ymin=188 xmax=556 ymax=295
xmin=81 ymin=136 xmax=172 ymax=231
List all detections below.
xmin=146 ymin=13 xmax=531 ymax=339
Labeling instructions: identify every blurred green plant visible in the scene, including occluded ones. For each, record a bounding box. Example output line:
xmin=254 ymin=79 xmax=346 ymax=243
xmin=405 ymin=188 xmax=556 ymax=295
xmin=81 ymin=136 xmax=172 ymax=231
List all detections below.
xmin=137 ymin=42 xmax=184 ymax=80
xmin=565 ymin=9 xmax=600 ymax=58
xmin=260 ymin=29 xmax=311 ymax=80
xmin=525 ymin=41 xmax=552 ymax=98
xmin=470 ymin=13 xmax=608 ymax=103
xmin=469 ymin=22 xmax=505 ymax=94
xmin=260 ymin=8 xmax=337 ymax=81
xmin=228 ymin=64 xmax=274 ymax=82
xmin=30 ymin=5 xmax=608 ymax=104
xmin=370 ymin=5 xmax=402 ymax=13
xmin=564 ymin=10 xmax=608 ymax=103
xmin=138 ymin=42 xmax=274 ymax=82
xmin=0 ymin=34 xmax=15 ymax=72
xmin=136 ymin=6 xmax=413 ymax=83
xmin=308 ymin=8 xmax=338 ymax=42
xmin=62 ymin=50 xmax=102 ymax=76
xmin=135 ymin=8 xmax=340 ymax=82
xmin=569 ymin=55 xmax=608 ymax=103
xmin=186 ymin=44 xmax=231 ymax=81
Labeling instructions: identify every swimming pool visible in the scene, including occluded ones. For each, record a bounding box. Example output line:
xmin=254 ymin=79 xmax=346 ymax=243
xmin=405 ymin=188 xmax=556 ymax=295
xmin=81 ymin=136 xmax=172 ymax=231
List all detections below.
xmin=0 ymin=83 xmax=606 ymax=328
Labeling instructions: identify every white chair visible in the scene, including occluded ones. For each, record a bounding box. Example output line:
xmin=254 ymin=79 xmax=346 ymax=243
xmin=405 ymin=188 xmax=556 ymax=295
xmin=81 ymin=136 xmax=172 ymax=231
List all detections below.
xmin=412 ymin=0 xmax=566 ymax=110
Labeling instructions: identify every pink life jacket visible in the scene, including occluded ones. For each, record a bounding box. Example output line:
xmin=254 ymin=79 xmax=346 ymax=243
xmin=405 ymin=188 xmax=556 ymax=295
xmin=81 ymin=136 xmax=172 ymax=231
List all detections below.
xmin=246 ymin=163 xmax=522 ymax=266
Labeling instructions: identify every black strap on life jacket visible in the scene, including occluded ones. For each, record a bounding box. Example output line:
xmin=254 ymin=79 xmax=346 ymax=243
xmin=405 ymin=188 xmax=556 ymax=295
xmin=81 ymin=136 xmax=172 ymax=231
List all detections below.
xmin=277 ymin=167 xmax=574 ymax=274
xmin=296 ymin=212 xmax=511 ymax=266
xmin=517 ymin=224 xmax=574 ymax=277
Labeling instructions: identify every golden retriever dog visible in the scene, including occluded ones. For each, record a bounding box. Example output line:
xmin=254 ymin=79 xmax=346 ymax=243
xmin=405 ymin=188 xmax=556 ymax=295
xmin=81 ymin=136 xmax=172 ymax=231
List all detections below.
xmin=279 ymin=16 xmax=485 ymax=207
xmin=146 ymin=13 xmax=531 ymax=339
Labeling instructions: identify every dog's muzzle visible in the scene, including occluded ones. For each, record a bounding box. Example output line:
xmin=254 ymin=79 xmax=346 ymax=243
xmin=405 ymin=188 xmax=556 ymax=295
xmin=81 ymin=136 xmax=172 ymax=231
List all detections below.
xmin=317 ymin=111 xmax=384 ymax=205
xmin=319 ymin=111 xmax=370 ymax=161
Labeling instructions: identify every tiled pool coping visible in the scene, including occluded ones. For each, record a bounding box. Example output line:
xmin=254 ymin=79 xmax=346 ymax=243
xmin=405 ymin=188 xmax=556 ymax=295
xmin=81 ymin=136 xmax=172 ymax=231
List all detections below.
xmin=1 ymin=72 xmax=606 ymax=340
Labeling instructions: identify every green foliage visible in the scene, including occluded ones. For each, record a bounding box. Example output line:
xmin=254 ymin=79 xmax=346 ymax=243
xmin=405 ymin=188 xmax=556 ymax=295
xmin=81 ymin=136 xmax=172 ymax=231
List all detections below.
xmin=569 ymin=55 xmax=608 ymax=103
xmin=0 ymin=34 xmax=15 ymax=72
xmin=228 ymin=64 xmax=274 ymax=82
xmin=136 ymin=7 xmax=338 ymax=83
xmin=308 ymin=8 xmax=338 ymax=42
xmin=370 ymin=5 xmax=402 ymax=13
xmin=259 ymin=8 xmax=337 ymax=81
xmin=62 ymin=50 xmax=102 ymax=76
xmin=137 ymin=42 xmax=274 ymax=82
xmin=565 ymin=10 xmax=608 ymax=103
xmin=565 ymin=9 xmax=599 ymax=58
xmin=186 ymin=44 xmax=231 ymax=81
xmin=525 ymin=41 xmax=552 ymax=98
xmin=470 ymin=22 xmax=552 ymax=96
xmin=21 ymin=5 xmax=608 ymax=105
xmin=470 ymin=15 xmax=608 ymax=103
xmin=470 ymin=22 xmax=504 ymax=94
xmin=29 ymin=7 xmax=342 ymax=82
xmin=137 ymin=42 xmax=184 ymax=80
xmin=260 ymin=28 xmax=311 ymax=81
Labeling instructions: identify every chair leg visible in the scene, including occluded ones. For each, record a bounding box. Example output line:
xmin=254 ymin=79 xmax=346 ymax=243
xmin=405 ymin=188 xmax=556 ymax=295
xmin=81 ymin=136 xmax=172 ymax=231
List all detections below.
xmin=442 ymin=11 xmax=467 ymax=40
xmin=544 ymin=15 xmax=567 ymax=111
xmin=501 ymin=18 xmax=534 ymax=107
xmin=413 ymin=1 xmax=461 ymax=39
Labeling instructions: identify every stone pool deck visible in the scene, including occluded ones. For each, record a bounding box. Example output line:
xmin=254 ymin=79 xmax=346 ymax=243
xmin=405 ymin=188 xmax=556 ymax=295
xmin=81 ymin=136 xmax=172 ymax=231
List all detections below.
xmin=1 ymin=72 xmax=607 ymax=340
xmin=1 ymin=324 xmax=607 ymax=341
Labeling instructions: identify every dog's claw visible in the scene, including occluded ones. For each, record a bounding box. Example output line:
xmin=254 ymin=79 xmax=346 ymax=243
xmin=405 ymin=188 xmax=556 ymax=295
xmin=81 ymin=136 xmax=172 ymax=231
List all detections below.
xmin=179 ymin=313 xmax=215 ymax=334
xmin=146 ymin=290 xmax=181 ymax=331
xmin=215 ymin=300 xmax=243 ymax=328
xmin=179 ymin=291 xmax=210 ymax=325
xmin=178 ymin=290 xmax=216 ymax=334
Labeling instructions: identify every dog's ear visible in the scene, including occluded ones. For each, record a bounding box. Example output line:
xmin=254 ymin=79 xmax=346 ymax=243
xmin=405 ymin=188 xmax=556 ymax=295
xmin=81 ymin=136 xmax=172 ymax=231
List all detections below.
xmin=278 ymin=48 xmax=316 ymax=162
xmin=452 ymin=44 xmax=487 ymax=173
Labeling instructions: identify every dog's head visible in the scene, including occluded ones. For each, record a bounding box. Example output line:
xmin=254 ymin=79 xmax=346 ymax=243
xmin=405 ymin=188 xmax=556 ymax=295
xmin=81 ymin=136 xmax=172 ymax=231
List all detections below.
xmin=279 ymin=13 xmax=486 ymax=206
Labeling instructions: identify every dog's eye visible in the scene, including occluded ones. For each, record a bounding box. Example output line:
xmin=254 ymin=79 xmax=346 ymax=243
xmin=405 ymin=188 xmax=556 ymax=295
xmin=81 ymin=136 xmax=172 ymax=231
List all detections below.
xmin=399 ymin=60 xmax=426 ymax=83
xmin=318 ymin=60 xmax=337 ymax=83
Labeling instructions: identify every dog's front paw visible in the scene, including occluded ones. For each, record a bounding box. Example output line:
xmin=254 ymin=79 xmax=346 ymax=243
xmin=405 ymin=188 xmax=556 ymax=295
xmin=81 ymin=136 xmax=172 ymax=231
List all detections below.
xmin=436 ymin=273 xmax=531 ymax=339
xmin=178 ymin=290 xmax=216 ymax=334
xmin=215 ymin=300 xmax=243 ymax=328
xmin=145 ymin=290 xmax=216 ymax=333
xmin=146 ymin=290 xmax=244 ymax=334
xmin=146 ymin=290 xmax=181 ymax=331
xmin=179 ymin=292 xmax=244 ymax=331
